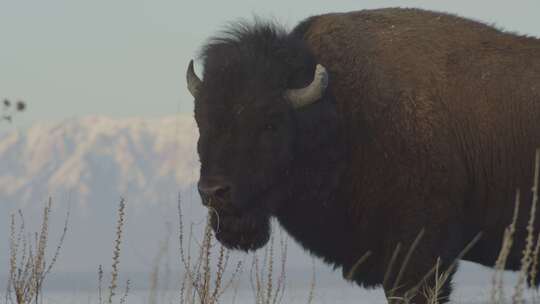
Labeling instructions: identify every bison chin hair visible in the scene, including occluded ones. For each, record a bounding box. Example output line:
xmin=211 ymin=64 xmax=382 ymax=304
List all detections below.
xmin=210 ymin=210 xmax=271 ymax=251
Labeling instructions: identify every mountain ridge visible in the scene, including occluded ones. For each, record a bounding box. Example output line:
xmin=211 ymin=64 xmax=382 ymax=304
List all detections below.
xmin=0 ymin=115 xmax=199 ymax=211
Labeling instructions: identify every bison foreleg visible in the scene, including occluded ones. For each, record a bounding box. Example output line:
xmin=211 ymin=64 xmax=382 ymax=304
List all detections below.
xmin=381 ymin=217 xmax=465 ymax=304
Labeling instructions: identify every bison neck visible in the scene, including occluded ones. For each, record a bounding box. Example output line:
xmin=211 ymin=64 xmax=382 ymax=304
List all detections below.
xmin=275 ymin=152 xmax=354 ymax=268
xmin=274 ymin=102 xmax=382 ymax=285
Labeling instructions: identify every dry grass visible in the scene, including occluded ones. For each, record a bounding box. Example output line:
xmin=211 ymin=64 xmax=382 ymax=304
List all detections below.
xmin=344 ymin=251 xmax=372 ymax=282
xmin=4 ymin=193 xmax=540 ymax=304
xmin=96 ymin=198 xmax=130 ymax=304
xmin=491 ymin=191 xmax=521 ymax=304
xmin=249 ymin=230 xmax=288 ymax=304
xmin=175 ymin=195 xmax=311 ymax=304
xmin=5 ymin=198 xmax=69 ymax=304
xmin=306 ymin=259 xmax=316 ymax=304
xmin=106 ymin=198 xmax=128 ymax=304
xmin=98 ymin=264 xmax=104 ymax=304
xmin=517 ymin=151 xmax=540 ymax=303
xmin=148 ymin=222 xmax=172 ymax=304
xmin=177 ymin=195 xmax=243 ymax=304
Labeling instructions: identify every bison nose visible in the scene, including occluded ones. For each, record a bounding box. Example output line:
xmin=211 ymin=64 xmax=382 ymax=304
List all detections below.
xmin=198 ymin=180 xmax=231 ymax=204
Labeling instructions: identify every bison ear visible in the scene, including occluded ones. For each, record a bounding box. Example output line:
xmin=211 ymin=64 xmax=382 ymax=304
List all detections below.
xmin=186 ymin=60 xmax=202 ymax=98
xmin=284 ymin=64 xmax=329 ymax=109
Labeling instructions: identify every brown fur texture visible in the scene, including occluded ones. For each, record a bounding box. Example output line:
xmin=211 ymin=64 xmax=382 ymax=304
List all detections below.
xmin=193 ymin=8 xmax=540 ymax=303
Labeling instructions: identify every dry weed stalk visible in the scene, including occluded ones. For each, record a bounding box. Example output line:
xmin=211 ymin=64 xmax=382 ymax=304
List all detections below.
xmin=383 ymin=243 xmax=402 ymax=290
xmin=490 ymin=191 xmax=521 ymax=304
xmin=6 ymin=198 xmax=69 ymax=304
xmin=119 ymin=279 xmax=130 ymax=304
xmin=107 ymin=198 xmax=127 ymax=304
xmin=306 ymin=259 xmax=316 ymax=304
xmin=405 ymin=232 xmax=482 ymax=304
xmin=530 ymin=231 xmax=540 ymax=288
xmin=378 ymin=229 xmax=481 ymax=303
xmin=177 ymin=195 xmax=243 ymax=304
xmin=250 ymin=232 xmax=288 ymax=304
xmin=513 ymin=149 xmax=540 ymax=304
xmin=273 ymin=233 xmax=288 ymax=304
xmin=530 ymin=233 xmax=540 ymax=303
xmin=149 ymin=222 xmax=172 ymax=304
xmin=345 ymin=251 xmax=372 ymax=282
xmin=381 ymin=228 xmax=425 ymax=303
xmin=422 ymin=258 xmax=443 ymax=304
xmin=394 ymin=228 xmax=425 ymax=299
xmin=98 ymin=265 xmax=104 ymax=304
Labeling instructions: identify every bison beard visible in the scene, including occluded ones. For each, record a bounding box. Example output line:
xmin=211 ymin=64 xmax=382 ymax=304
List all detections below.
xmin=210 ymin=209 xmax=270 ymax=251
xmin=204 ymin=180 xmax=285 ymax=251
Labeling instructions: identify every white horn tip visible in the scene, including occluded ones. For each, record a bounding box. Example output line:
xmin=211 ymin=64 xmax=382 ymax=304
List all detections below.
xmin=315 ymin=64 xmax=329 ymax=91
xmin=186 ymin=59 xmax=202 ymax=98
xmin=285 ymin=63 xmax=329 ymax=109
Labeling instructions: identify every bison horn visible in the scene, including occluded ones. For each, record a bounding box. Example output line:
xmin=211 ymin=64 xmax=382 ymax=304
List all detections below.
xmin=186 ymin=60 xmax=202 ymax=98
xmin=285 ymin=64 xmax=329 ymax=109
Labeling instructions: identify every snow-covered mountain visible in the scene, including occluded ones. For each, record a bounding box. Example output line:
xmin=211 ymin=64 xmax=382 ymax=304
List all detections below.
xmin=0 ymin=115 xmax=199 ymax=211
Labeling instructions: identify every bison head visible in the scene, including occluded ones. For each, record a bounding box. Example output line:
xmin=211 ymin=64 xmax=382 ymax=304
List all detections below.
xmin=186 ymin=24 xmax=329 ymax=251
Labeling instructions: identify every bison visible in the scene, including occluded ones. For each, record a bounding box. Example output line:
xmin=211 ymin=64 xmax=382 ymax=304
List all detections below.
xmin=186 ymin=8 xmax=540 ymax=303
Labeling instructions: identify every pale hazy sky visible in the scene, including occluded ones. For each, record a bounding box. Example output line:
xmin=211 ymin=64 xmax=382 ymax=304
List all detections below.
xmin=1 ymin=0 xmax=540 ymax=126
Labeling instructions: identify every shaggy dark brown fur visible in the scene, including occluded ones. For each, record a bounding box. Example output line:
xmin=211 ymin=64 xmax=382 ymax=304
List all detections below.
xmin=191 ymin=8 xmax=540 ymax=303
